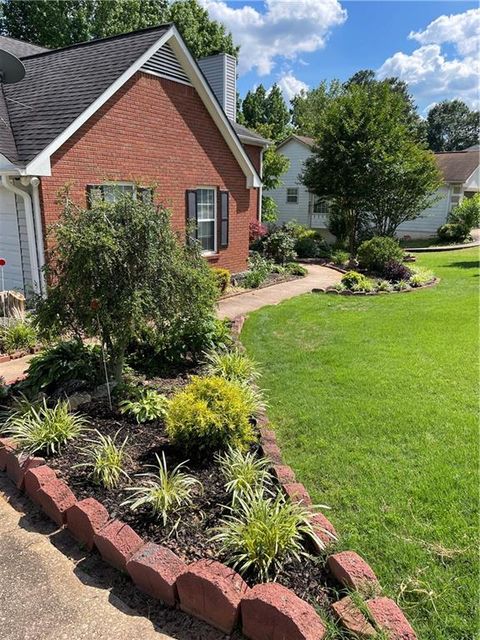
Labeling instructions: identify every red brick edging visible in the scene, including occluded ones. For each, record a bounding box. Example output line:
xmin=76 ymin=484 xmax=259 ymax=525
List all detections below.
xmin=230 ymin=317 xmax=418 ymax=639
xmin=0 ymin=345 xmax=41 ymax=365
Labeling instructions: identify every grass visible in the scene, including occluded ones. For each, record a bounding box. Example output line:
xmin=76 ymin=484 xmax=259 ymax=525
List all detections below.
xmin=241 ymin=248 xmax=479 ymax=640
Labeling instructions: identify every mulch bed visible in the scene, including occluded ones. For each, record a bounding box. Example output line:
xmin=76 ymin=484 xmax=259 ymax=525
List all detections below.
xmin=45 ymin=395 xmax=333 ymax=609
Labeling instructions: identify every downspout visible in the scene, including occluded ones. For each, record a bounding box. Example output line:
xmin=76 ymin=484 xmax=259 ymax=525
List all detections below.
xmin=29 ymin=177 xmax=46 ymax=295
xmin=259 ymin=148 xmax=264 ymax=223
xmin=1 ymin=175 xmax=41 ymax=296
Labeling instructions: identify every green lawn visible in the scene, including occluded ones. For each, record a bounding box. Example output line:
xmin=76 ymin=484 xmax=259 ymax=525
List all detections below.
xmin=241 ymin=248 xmax=479 ymax=639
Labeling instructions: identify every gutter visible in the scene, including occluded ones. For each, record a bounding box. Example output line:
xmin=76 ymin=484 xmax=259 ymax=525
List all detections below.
xmin=1 ymin=175 xmax=42 ymax=296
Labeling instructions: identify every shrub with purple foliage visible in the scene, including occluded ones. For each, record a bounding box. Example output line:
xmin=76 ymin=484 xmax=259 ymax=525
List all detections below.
xmin=382 ymin=260 xmax=412 ymax=282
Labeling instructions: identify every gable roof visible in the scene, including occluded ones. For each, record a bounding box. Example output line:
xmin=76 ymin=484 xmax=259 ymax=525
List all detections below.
xmin=0 ymin=25 xmax=261 ymax=187
xmin=0 ymin=35 xmax=48 ymax=57
xmin=277 ymin=134 xmax=315 ymax=150
xmin=232 ymin=122 xmax=270 ymax=146
xmin=435 ymin=149 xmax=479 ymax=183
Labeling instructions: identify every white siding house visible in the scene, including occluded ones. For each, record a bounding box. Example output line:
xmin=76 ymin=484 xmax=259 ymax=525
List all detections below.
xmin=267 ymin=136 xmax=480 ymax=239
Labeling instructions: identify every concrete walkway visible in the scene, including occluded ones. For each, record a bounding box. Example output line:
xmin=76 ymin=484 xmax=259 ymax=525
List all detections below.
xmin=0 ymin=477 xmax=236 ymax=640
xmin=405 ymin=228 xmax=480 ymax=252
xmin=0 ymin=354 xmax=32 ymax=385
xmin=218 ymin=264 xmax=341 ymax=319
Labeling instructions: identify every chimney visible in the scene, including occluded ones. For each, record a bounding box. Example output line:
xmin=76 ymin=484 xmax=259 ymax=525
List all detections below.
xmin=197 ymin=53 xmax=236 ymax=122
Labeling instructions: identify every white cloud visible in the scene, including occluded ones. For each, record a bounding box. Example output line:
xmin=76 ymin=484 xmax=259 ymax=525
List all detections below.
xmin=200 ymin=0 xmax=346 ymax=76
xmin=378 ymin=9 xmax=480 ymax=108
xmin=277 ymin=72 xmax=309 ymax=101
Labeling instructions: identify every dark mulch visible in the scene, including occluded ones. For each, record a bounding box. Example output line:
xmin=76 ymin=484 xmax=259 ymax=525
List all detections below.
xmin=45 ymin=396 xmax=333 ymax=609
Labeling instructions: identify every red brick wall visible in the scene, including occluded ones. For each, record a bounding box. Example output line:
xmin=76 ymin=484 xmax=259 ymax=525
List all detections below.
xmin=39 ymin=72 xmax=261 ymax=273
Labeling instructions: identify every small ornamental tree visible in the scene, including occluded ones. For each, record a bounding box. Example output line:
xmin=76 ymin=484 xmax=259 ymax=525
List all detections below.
xmin=34 ymin=191 xmax=218 ymax=381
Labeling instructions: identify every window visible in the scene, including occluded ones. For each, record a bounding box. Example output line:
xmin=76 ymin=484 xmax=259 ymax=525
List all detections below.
xmin=87 ymin=183 xmax=153 ymax=206
xmin=196 ymin=188 xmax=216 ymax=253
xmin=286 ymin=187 xmax=299 ymax=203
xmin=313 ymin=196 xmax=329 ymax=215
xmin=186 ymin=188 xmax=229 ymax=254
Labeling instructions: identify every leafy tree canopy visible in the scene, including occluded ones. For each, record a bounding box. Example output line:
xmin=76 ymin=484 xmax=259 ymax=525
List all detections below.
xmin=1 ymin=0 xmax=238 ymax=58
xmin=426 ymin=100 xmax=480 ymax=152
xmin=240 ymin=84 xmax=290 ymax=142
xmin=302 ymin=82 xmax=441 ymax=254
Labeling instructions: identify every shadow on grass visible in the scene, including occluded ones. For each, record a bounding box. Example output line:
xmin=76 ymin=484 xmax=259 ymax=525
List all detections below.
xmin=0 ymin=476 xmax=239 ymax=640
xmin=444 ymin=260 xmax=480 ymax=270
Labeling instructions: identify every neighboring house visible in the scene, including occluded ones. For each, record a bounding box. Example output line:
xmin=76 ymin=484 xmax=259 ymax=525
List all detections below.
xmin=267 ymin=134 xmax=480 ymax=240
xmin=0 ymin=26 xmax=268 ymax=296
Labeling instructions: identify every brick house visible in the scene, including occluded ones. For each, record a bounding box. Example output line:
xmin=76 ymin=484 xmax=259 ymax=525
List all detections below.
xmin=0 ymin=25 xmax=268 ymax=296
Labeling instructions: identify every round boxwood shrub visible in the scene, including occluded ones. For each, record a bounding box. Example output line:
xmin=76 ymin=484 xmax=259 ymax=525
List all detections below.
xmin=357 ymin=236 xmax=404 ymax=273
xmin=166 ymin=375 xmax=255 ymax=455
xmin=341 ymin=271 xmax=370 ymax=290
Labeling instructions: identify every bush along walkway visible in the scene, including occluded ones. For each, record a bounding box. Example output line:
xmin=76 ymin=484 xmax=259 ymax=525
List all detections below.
xmin=218 ymin=264 xmax=341 ymax=319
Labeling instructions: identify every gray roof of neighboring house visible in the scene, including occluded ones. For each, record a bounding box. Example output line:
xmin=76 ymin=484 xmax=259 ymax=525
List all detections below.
xmin=277 ymin=133 xmax=315 ymax=150
xmin=1 ymin=26 xmax=170 ymax=165
xmin=435 ymin=149 xmax=479 ymax=183
xmin=0 ymin=35 xmax=48 ymax=57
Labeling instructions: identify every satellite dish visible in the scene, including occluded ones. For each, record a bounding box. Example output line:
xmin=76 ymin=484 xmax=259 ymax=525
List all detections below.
xmin=0 ymin=49 xmax=25 ymax=85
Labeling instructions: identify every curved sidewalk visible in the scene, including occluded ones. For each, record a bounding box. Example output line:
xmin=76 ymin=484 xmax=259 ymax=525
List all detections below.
xmin=217 ymin=264 xmax=341 ymax=319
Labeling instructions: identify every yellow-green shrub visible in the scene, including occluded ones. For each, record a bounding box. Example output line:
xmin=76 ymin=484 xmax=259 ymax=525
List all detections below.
xmin=212 ymin=267 xmax=231 ymax=293
xmin=166 ymin=375 xmax=255 ymax=454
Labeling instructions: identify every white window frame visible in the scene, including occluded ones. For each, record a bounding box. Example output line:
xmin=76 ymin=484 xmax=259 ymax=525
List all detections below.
xmin=88 ymin=181 xmax=153 ymax=206
xmin=286 ymin=187 xmax=299 ymax=204
xmin=196 ymin=186 xmax=217 ymax=255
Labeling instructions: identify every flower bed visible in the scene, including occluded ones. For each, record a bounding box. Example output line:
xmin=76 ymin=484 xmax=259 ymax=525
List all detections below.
xmin=0 ymin=318 xmax=418 ymax=640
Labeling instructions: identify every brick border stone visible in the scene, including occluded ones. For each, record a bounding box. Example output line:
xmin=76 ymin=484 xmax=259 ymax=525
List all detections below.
xmin=94 ymin=519 xmax=144 ymax=572
xmin=66 ymin=498 xmax=110 ymax=550
xmin=328 ymin=551 xmax=380 ymax=594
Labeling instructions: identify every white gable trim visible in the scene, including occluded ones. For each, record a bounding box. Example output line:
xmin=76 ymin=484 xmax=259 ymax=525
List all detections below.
xmin=24 ymin=27 xmax=261 ymax=188
xmin=277 ymin=135 xmax=314 ymax=152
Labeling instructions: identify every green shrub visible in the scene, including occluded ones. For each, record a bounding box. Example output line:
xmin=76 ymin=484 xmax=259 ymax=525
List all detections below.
xmin=243 ymin=253 xmax=272 ymax=289
xmin=294 ymin=230 xmax=332 ymax=259
xmin=395 ymin=280 xmax=410 ymax=291
xmin=270 ymin=263 xmax=286 ymax=275
xmin=119 ymin=388 xmax=169 ymax=423
xmin=75 ymin=430 xmax=129 ymax=489
xmin=0 ymin=376 xmax=8 ymax=400
xmin=448 ymin=194 xmax=480 ymax=235
xmin=216 ymin=447 xmax=271 ymax=505
xmin=213 ymin=489 xmax=322 ymax=581
xmin=331 ymin=250 xmax=349 ymax=267
xmin=377 ymin=280 xmax=392 ymax=292
xmin=285 ymin=262 xmax=308 ymax=276
xmin=437 ymin=223 xmax=467 ymax=243
xmin=351 ymin=279 xmax=374 ymax=293
xmin=0 ymin=321 xmax=37 ymax=354
xmin=204 ymin=349 xmax=260 ymax=384
xmin=262 ymin=228 xmax=297 ymax=265
xmin=20 ymin=341 xmax=103 ymax=395
xmin=4 ymin=399 xmax=88 ymax=454
xmin=122 ymin=451 xmax=202 ymax=526
xmin=357 ymin=236 xmax=404 ymax=273
xmin=166 ymin=375 xmax=255 ymax=454
xmin=212 ymin=267 xmax=231 ymax=294
xmin=341 ymin=271 xmax=370 ymax=290
xmin=408 ymin=267 xmax=434 ymax=287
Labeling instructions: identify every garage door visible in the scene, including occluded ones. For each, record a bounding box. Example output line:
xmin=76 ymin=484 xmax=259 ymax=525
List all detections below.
xmin=0 ymin=186 xmax=23 ymax=293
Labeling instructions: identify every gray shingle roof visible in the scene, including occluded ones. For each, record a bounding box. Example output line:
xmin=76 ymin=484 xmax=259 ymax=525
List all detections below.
xmin=0 ymin=35 xmax=48 ymax=58
xmin=2 ymin=25 xmax=170 ymax=164
xmin=435 ymin=149 xmax=479 ymax=183
xmin=232 ymin=122 xmax=269 ymax=145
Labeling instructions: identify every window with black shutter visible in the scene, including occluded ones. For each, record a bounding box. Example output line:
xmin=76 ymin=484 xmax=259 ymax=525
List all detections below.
xmin=219 ymin=190 xmax=229 ymax=249
xmin=186 ymin=189 xmax=198 ymax=244
xmin=185 ymin=188 xmax=230 ymax=253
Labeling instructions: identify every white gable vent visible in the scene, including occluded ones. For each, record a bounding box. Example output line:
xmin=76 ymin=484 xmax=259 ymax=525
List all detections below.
xmin=141 ymin=42 xmax=192 ymax=85
xmin=198 ymin=53 xmax=237 ymax=122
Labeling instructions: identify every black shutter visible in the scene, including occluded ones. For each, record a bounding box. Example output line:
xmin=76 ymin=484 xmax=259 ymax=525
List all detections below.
xmin=219 ymin=190 xmax=229 ymax=249
xmin=186 ymin=190 xmax=198 ymax=244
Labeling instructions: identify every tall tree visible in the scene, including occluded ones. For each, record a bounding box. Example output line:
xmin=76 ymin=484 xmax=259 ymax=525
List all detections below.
xmin=241 ymin=84 xmax=290 ymax=142
xmin=302 ymin=83 xmax=441 ymax=255
xmin=290 ymin=80 xmax=342 ymax=138
xmin=1 ymin=0 xmax=238 ymax=59
xmin=426 ymin=100 xmax=480 ymax=151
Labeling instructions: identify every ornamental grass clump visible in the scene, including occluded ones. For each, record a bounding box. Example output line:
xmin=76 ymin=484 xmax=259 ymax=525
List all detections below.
xmin=122 ymin=452 xmax=202 ymax=527
xmin=166 ymin=375 xmax=255 ymax=454
xmin=74 ymin=430 xmax=130 ymax=489
xmin=4 ymin=399 xmax=87 ymax=455
xmin=119 ymin=388 xmax=169 ymax=423
xmin=204 ymin=349 xmax=261 ymax=384
xmin=0 ymin=320 xmax=37 ymax=354
xmin=213 ymin=489 xmax=322 ymax=581
xmin=216 ymin=447 xmax=271 ymax=505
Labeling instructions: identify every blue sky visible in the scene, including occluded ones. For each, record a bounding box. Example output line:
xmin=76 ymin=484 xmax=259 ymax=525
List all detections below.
xmin=201 ymin=0 xmax=480 ymax=114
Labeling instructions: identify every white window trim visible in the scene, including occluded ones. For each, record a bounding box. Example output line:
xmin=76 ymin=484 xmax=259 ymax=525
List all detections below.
xmin=196 ymin=186 xmax=217 ymax=255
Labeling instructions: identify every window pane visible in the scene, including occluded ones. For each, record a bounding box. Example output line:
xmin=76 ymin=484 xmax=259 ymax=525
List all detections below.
xmin=103 ymin=184 xmax=134 ymax=202
xmin=197 ymin=188 xmax=215 ymax=220
xmin=198 ymin=220 xmax=215 ymax=251
xmin=286 ymin=188 xmax=298 ymax=203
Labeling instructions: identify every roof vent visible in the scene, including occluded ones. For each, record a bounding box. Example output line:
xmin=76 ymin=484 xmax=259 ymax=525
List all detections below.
xmin=198 ymin=53 xmax=236 ymax=122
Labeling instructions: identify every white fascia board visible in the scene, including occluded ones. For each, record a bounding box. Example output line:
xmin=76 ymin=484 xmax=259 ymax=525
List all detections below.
xmin=238 ymin=134 xmax=270 ymax=148
xmin=24 ymin=28 xmax=173 ymax=176
xmin=167 ymin=26 xmax=261 ymax=189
